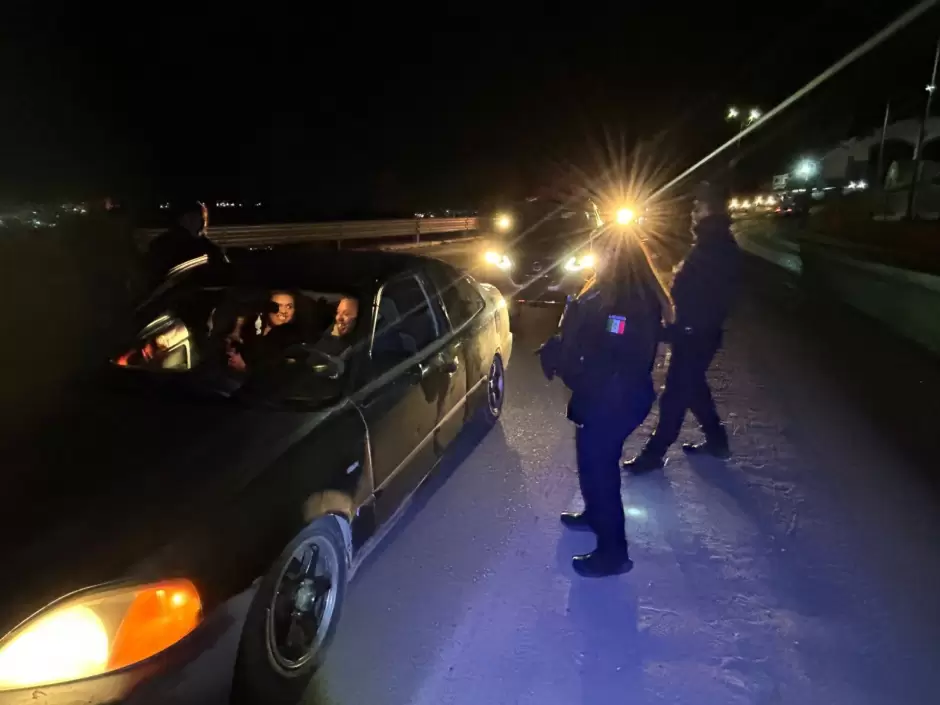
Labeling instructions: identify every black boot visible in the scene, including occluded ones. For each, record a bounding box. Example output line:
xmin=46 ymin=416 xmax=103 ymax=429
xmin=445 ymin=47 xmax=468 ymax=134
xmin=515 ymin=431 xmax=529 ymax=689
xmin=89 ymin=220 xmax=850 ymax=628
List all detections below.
xmin=620 ymin=451 xmax=664 ymax=475
xmin=572 ymin=545 xmax=634 ymax=578
xmin=560 ymin=511 xmax=594 ymax=533
xmin=682 ymin=437 xmax=730 ymax=459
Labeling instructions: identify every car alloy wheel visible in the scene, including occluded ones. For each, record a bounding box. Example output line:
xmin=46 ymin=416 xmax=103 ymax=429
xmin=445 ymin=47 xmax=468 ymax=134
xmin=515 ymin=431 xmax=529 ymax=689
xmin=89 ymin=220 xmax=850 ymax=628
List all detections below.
xmin=487 ymin=355 xmax=505 ymax=418
xmin=265 ymin=534 xmax=340 ymax=674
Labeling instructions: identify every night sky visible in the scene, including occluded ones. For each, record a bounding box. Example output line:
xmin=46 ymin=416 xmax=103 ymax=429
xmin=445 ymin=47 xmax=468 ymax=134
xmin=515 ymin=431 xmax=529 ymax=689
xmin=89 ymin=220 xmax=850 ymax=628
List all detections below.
xmin=1 ymin=2 xmax=936 ymax=215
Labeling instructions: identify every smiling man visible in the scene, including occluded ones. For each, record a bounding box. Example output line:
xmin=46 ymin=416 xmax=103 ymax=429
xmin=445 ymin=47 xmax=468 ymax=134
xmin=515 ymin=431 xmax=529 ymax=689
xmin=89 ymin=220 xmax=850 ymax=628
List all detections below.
xmin=315 ymin=296 xmax=360 ymax=358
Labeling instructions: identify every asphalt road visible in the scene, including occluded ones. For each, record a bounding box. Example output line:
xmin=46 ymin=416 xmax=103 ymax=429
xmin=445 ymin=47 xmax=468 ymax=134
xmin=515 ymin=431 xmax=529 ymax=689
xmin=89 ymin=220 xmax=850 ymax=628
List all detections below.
xmin=287 ymin=248 xmax=940 ymax=704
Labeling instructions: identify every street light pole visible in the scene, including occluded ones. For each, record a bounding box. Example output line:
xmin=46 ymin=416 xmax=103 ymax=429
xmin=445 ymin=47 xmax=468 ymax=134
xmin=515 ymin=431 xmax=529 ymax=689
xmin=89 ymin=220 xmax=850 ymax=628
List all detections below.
xmin=726 ymin=106 xmax=760 ymax=187
xmin=907 ymin=36 xmax=940 ymax=220
xmin=875 ymin=101 xmax=890 ymax=218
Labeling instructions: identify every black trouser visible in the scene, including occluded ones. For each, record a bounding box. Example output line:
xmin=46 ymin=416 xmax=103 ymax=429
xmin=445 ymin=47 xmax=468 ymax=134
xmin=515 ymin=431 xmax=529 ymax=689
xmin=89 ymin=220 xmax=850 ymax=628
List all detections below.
xmin=646 ymin=330 xmax=726 ymax=457
xmin=575 ymin=394 xmax=652 ymax=553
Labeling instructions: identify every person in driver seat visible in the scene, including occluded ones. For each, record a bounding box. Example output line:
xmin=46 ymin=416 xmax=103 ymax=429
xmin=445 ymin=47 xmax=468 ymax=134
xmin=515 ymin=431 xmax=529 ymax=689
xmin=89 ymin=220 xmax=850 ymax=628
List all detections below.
xmin=314 ymin=296 xmax=359 ymax=357
xmin=228 ymin=290 xmax=302 ymax=373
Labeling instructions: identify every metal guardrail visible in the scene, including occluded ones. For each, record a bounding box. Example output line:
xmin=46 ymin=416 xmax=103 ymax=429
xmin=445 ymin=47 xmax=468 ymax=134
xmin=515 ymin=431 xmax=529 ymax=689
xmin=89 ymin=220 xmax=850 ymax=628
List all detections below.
xmin=135 ymin=217 xmax=479 ymax=248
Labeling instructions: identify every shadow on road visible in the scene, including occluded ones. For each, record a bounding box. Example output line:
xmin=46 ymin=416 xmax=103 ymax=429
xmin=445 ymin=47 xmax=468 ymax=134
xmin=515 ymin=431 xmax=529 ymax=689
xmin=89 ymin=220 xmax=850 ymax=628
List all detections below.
xmin=553 ymin=530 xmax=645 ymax=700
xmin=308 ymin=418 xmax=527 ymax=705
xmin=684 ymin=453 xmax=928 ymax=703
xmin=348 ymin=416 xmax=507 ymax=585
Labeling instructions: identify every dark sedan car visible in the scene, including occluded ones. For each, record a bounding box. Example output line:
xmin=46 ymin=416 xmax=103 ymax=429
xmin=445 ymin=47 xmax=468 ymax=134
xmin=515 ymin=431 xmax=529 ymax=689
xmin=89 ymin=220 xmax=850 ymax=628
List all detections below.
xmin=0 ymin=248 xmax=512 ymax=704
xmin=477 ymin=198 xmax=601 ymax=309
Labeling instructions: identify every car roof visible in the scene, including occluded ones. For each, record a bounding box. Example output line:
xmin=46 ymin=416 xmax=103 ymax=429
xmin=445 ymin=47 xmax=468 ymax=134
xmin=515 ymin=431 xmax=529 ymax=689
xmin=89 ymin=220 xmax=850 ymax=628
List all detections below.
xmin=184 ymin=246 xmax=437 ymax=292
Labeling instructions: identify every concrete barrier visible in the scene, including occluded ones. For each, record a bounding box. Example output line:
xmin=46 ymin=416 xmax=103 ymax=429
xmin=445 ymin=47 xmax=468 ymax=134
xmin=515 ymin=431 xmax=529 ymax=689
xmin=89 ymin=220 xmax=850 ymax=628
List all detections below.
xmin=735 ymin=224 xmax=940 ymax=355
xmin=801 ymin=245 xmax=940 ymax=355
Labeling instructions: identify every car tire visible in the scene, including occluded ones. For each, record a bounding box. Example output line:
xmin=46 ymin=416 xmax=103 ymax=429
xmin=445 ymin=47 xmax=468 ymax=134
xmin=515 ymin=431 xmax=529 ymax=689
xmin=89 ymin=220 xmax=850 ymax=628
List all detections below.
xmin=479 ymin=353 xmax=506 ymax=426
xmin=232 ymin=517 xmax=348 ymax=705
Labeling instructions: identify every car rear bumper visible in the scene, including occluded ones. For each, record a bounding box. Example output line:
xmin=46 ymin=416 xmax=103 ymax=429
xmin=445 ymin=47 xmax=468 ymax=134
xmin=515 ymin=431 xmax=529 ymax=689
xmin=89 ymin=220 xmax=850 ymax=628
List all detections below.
xmin=0 ymin=589 xmax=253 ymax=705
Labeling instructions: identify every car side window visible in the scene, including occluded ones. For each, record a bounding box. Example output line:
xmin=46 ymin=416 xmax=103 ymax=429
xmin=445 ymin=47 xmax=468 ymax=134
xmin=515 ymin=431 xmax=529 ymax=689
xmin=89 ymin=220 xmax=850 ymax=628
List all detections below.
xmin=438 ymin=274 xmax=485 ymax=330
xmin=370 ymin=275 xmax=440 ymax=375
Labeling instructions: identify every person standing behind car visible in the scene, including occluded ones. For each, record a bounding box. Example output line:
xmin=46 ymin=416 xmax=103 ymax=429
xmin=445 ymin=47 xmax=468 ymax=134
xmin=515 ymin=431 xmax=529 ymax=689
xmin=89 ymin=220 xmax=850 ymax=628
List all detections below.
xmin=623 ymin=181 xmax=742 ymax=474
xmin=146 ymin=201 xmax=224 ymax=288
xmin=538 ymin=233 xmax=672 ymax=577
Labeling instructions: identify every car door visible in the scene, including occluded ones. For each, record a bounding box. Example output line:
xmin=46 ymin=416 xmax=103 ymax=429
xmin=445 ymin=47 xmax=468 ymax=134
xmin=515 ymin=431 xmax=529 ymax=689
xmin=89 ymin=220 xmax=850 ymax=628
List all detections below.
xmin=414 ymin=270 xmax=466 ymax=455
xmin=354 ymin=272 xmax=453 ymax=526
xmin=427 ymin=263 xmax=489 ymax=421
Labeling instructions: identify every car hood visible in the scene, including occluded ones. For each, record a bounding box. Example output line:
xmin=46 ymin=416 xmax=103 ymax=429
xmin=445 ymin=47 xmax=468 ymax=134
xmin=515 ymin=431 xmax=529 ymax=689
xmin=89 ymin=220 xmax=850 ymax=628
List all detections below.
xmin=0 ymin=372 xmax=334 ymax=637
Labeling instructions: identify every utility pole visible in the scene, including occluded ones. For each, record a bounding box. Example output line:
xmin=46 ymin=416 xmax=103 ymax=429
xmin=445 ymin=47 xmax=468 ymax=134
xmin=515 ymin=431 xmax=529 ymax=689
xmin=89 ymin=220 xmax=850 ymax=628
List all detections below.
xmin=907 ymin=36 xmax=940 ymax=220
xmin=875 ymin=101 xmax=890 ymax=218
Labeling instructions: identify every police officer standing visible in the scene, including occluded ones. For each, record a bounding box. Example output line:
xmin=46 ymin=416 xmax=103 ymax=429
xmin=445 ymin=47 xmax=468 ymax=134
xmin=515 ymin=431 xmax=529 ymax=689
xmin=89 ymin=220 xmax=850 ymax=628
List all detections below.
xmin=146 ymin=201 xmax=224 ymax=288
xmin=538 ymin=233 xmax=671 ymax=577
xmin=623 ymin=181 xmax=741 ymax=473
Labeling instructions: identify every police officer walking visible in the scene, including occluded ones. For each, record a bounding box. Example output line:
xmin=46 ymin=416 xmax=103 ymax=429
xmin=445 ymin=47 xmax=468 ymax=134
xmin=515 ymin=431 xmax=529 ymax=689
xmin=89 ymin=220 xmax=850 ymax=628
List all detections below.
xmin=623 ymin=181 xmax=741 ymax=473
xmin=538 ymin=233 xmax=672 ymax=577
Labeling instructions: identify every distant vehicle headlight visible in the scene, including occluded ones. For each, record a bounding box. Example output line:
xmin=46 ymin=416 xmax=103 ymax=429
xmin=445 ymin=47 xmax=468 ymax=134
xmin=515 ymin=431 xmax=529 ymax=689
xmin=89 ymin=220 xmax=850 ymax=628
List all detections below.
xmin=494 ymin=213 xmax=513 ymax=232
xmin=564 ymin=254 xmax=597 ymax=272
xmin=615 ymin=207 xmax=635 ymax=225
xmin=0 ymin=580 xmax=202 ymax=691
xmin=484 ymin=251 xmax=513 ymax=270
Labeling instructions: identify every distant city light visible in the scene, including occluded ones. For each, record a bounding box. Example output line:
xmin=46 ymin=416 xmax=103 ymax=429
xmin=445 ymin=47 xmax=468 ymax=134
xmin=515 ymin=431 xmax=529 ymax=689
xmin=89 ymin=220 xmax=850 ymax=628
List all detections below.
xmin=727 ymin=107 xmax=739 ymax=119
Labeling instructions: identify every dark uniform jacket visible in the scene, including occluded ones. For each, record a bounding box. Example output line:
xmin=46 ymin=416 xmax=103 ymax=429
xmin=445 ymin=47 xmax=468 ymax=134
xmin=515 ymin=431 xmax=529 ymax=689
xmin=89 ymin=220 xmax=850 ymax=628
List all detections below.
xmin=670 ymin=214 xmax=741 ymax=336
xmin=539 ymin=273 xmax=662 ymax=427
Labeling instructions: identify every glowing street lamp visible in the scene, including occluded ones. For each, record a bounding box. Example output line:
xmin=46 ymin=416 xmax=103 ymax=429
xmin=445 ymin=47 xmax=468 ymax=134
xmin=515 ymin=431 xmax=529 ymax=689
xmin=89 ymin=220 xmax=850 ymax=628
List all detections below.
xmin=726 ymin=106 xmax=761 ymax=127
xmin=795 ymin=158 xmax=818 ymax=181
xmin=726 ymin=106 xmax=762 ymax=179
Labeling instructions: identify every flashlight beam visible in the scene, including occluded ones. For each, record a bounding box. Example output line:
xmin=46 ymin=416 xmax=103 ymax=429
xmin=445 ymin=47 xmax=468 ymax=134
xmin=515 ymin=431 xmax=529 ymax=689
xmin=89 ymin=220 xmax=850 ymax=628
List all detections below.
xmin=649 ymin=0 xmax=940 ymax=201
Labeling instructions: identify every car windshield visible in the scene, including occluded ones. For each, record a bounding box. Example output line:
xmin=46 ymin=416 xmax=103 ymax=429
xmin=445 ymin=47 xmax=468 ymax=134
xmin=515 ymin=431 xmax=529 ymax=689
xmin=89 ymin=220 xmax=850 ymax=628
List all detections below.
xmin=112 ymin=285 xmax=364 ymax=408
xmin=505 ymin=201 xmax=597 ymax=250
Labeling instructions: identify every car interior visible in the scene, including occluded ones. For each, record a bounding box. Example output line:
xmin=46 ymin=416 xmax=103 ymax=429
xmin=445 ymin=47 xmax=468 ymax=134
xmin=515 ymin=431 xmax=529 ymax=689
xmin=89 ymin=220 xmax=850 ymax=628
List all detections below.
xmin=369 ymin=275 xmax=440 ymax=375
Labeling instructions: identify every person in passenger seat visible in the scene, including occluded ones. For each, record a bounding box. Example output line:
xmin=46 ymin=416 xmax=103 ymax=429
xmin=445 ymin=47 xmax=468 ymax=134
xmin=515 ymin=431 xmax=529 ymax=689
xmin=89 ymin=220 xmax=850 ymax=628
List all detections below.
xmin=315 ymin=296 xmax=360 ymax=357
xmin=228 ymin=291 xmax=302 ymax=372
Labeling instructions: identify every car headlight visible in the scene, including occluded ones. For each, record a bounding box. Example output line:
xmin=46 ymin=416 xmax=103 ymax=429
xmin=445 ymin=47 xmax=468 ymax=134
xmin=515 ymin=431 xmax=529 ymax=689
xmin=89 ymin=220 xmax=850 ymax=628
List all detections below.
xmin=615 ymin=207 xmax=635 ymax=225
xmin=0 ymin=580 xmax=202 ymax=691
xmin=564 ymin=254 xmax=596 ymax=272
xmin=494 ymin=213 xmax=513 ymax=232
xmin=484 ymin=251 xmax=512 ymax=270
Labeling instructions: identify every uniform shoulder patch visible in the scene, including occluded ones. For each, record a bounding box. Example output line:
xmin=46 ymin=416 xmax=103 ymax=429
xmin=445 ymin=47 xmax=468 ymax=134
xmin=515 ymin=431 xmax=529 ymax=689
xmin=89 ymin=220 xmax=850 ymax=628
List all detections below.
xmin=606 ymin=314 xmax=626 ymax=335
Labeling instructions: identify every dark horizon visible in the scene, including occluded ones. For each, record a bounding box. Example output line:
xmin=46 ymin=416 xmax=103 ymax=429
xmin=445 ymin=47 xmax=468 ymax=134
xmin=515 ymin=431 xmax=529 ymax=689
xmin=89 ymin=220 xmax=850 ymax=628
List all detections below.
xmin=1 ymin=2 xmax=935 ymax=211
